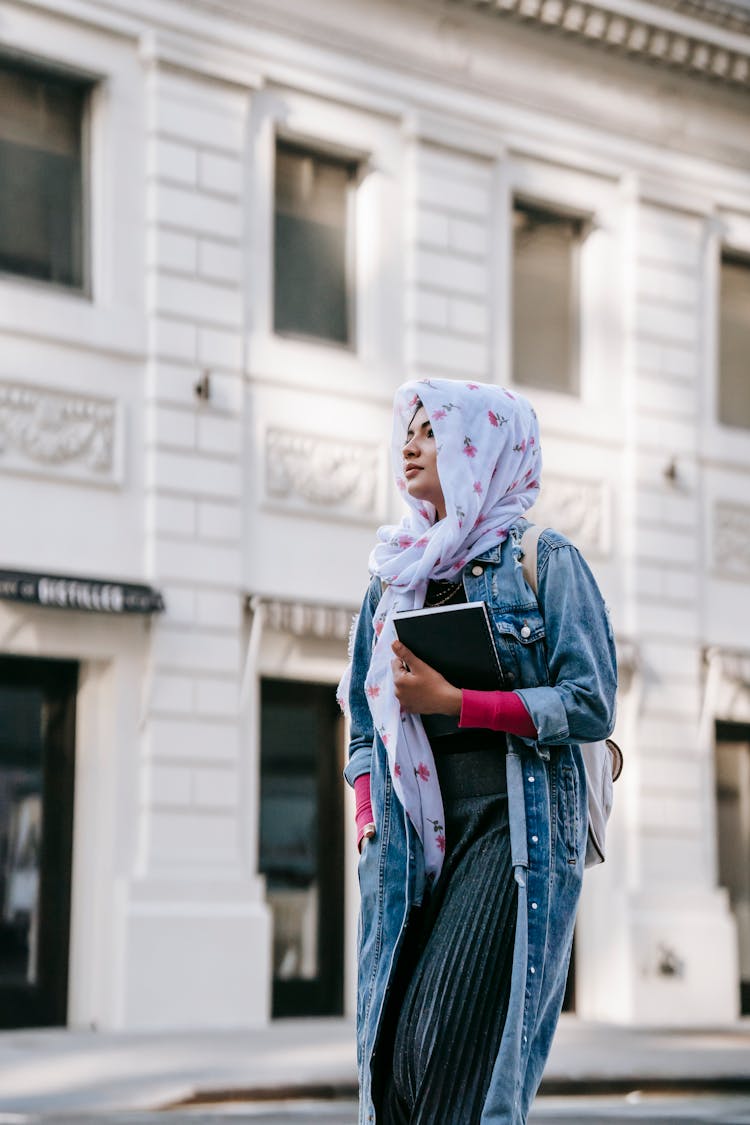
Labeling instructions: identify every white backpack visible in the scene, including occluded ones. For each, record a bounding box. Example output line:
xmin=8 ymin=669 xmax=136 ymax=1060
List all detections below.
xmin=520 ymin=525 xmax=622 ymax=868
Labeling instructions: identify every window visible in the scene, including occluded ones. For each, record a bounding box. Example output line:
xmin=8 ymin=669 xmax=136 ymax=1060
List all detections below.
xmin=273 ymin=139 xmax=357 ymax=346
xmin=512 ymin=200 xmax=584 ymax=395
xmin=0 ymin=57 xmax=90 ymax=291
xmin=718 ymin=253 xmax=750 ymax=430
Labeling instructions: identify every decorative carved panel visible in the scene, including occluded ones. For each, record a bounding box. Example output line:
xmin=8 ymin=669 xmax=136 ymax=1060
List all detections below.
xmin=264 ymin=427 xmax=383 ymax=522
xmin=526 ymin=475 xmax=609 ymax=557
xmin=255 ymin=595 xmax=354 ymax=642
xmin=0 ymin=380 xmax=119 ymax=485
xmin=714 ymin=503 xmax=750 ymax=580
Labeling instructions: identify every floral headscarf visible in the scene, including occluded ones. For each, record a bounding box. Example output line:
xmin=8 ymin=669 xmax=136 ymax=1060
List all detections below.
xmin=339 ymin=378 xmax=541 ymax=883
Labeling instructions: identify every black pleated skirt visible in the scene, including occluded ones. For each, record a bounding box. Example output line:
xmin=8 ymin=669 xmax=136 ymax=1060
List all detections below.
xmin=376 ymin=743 xmax=517 ymax=1125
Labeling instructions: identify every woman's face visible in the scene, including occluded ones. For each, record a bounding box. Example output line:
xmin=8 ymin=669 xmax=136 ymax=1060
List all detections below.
xmin=402 ymin=405 xmax=446 ymax=520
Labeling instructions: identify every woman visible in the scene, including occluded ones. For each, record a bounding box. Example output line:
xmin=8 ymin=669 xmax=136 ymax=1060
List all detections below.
xmin=338 ymin=378 xmax=617 ymax=1125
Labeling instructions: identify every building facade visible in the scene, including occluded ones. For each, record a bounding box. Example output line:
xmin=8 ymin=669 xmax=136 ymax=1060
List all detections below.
xmin=0 ymin=0 xmax=749 ymax=1031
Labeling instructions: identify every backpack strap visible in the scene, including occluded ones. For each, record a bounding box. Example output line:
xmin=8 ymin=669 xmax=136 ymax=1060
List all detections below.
xmin=521 ymin=523 xmax=624 ymax=801
xmin=520 ymin=524 xmax=542 ymax=596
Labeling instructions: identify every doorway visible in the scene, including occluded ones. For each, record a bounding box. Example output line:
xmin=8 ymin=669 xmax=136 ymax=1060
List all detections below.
xmin=259 ymin=679 xmax=345 ymax=1017
xmin=0 ymin=656 xmax=78 ymax=1027
xmin=715 ymin=721 xmax=750 ymax=1014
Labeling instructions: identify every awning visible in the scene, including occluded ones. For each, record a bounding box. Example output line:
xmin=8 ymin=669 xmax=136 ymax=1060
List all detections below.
xmin=0 ymin=569 xmax=164 ymax=616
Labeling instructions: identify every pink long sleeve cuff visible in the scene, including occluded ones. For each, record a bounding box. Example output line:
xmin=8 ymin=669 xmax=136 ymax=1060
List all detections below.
xmin=459 ymin=690 xmax=538 ymax=739
xmin=354 ymin=773 xmax=374 ymax=849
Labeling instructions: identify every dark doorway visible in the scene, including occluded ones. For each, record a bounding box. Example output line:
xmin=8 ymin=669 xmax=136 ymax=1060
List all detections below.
xmin=0 ymin=656 xmax=78 ymax=1027
xmin=259 ymin=679 xmax=345 ymax=1017
xmin=562 ymin=933 xmax=576 ymax=1013
xmin=715 ymin=720 xmax=750 ymax=1015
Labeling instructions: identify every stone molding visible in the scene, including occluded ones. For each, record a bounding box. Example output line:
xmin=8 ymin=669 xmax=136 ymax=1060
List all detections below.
xmin=455 ymin=0 xmax=750 ymax=89
xmin=714 ymin=502 xmax=750 ymax=580
xmin=0 ymin=380 xmax=119 ymax=485
xmin=264 ymin=426 xmax=383 ymax=522
xmin=655 ymin=0 xmax=750 ymax=35
xmin=250 ymin=595 xmax=355 ymax=641
xmin=527 ymin=474 xmax=610 ymax=557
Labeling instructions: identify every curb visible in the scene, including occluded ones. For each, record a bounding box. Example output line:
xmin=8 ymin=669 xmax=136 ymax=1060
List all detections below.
xmin=165 ymin=1075 xmax=750 ymax=1109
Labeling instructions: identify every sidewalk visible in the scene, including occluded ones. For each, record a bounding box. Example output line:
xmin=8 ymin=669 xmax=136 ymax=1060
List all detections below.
xmin=0 ymin=1017 xmax=749 ymax=1113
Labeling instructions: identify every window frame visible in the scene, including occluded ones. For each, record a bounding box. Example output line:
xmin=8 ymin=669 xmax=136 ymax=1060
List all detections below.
xmin=0 ymin=50 xmax=94 ymax=298
xmin=246 ymin=85 xmax=405 ymax=398
xmin=701 ymin=210 xmax=750 ymax=471
xmin=496 ymin=155 xmax=623 ymax=446
xmin=511 ymin=195 xmax=589 ymax=399
xmin=271 ymin=136 xmax=360 ymax=352
xmin=716 ymin=248 xmax=750 ymax=433
xmin=0 ymin=5 xmax=147 ymax=361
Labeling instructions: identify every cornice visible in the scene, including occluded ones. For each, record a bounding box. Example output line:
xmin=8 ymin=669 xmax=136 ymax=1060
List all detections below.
xmin=18 ymin=0 xmax=750 ymax=95
xmin=452 ymin=0 xmax=750 ymax=89
xmin=656 ymin=0 xmax=750 ymax=34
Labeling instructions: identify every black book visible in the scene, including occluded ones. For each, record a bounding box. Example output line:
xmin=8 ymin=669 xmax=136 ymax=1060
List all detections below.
xmin=393 ymin=601 xmax=503 ymax=738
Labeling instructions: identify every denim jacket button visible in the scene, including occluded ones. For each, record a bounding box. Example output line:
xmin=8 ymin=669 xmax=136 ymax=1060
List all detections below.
xmin=471 ymin=564 xmax=484 ymax=577
xmin=520 ymin=624 xmax=531 ymax=638
xmin=531 ymin=834 xmax=538 ymax=843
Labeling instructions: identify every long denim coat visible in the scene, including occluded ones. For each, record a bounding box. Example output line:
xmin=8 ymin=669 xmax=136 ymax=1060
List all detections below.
xmin=344 ymin=519 xmax=618 ymax=1124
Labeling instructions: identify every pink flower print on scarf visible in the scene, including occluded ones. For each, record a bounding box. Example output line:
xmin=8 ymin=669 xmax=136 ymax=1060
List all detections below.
xmin=415 ymin=762 xmax=431 ymax=782
xmin=428 ymin=817 xmax=446 ymax=853
xmin=463 ymin=436 xmax=478 ymax=457
xmin=488 ymin=410 xmax=507 ymax=428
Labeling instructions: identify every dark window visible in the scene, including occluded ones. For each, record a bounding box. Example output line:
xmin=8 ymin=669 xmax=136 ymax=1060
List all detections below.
xmin=259 ymin=678 xmax=345 ymax=1017
xmin=719 ymin=253 xmax=750 ymax=430
xmin=273 ymin=140 xmax=357 ymax=346
xmin=512 ymin=200 xmax=584 ymax=395
xmin=0 ymin=56 xmax=90 ymax=290
xmin=0 ymin=656 xmax=77 ymax=1028
xmin=715 ymin=722 xmax=750 ymax=1014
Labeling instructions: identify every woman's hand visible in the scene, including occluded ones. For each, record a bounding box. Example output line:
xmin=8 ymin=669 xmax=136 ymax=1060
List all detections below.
xmin=391 ymin=640 xmax=462 ymax=716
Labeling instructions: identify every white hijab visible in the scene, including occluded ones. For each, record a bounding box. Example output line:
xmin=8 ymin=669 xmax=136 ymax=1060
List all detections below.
xmin=339 ymin=378 xmax=541 ymax=883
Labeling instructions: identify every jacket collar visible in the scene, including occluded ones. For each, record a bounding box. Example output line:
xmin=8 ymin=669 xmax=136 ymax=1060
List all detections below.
xmin=470 ymin=517 xmax=531 ymax=564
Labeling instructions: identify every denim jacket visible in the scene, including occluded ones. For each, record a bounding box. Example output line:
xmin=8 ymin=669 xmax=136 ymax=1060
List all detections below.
xmin=344 ymin=519 xmax=618 ymax=1125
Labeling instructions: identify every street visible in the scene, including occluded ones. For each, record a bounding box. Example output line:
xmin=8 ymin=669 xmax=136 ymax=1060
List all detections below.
xmin=6 ymin=1093 xmax=750 ymax=1124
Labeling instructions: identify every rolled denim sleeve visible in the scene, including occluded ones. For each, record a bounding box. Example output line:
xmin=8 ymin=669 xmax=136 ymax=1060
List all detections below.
xmin=513 ymin=539 xmax=617 ymax=746
xmin=342 ymin=578 xmax=380 ymax=787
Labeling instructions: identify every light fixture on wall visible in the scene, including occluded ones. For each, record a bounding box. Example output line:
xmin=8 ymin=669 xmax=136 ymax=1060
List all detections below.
xmin=663 ymin=456 xmax=678 ymax=485
xmin=656 ymin=943 xmax=685 ymax=979
xmin=194 ymin=370 xmax=211 ymax=401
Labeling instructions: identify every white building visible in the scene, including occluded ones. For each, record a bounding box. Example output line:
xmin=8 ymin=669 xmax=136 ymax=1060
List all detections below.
xmin=0 ymin=0 xmax=748 ymax=1033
